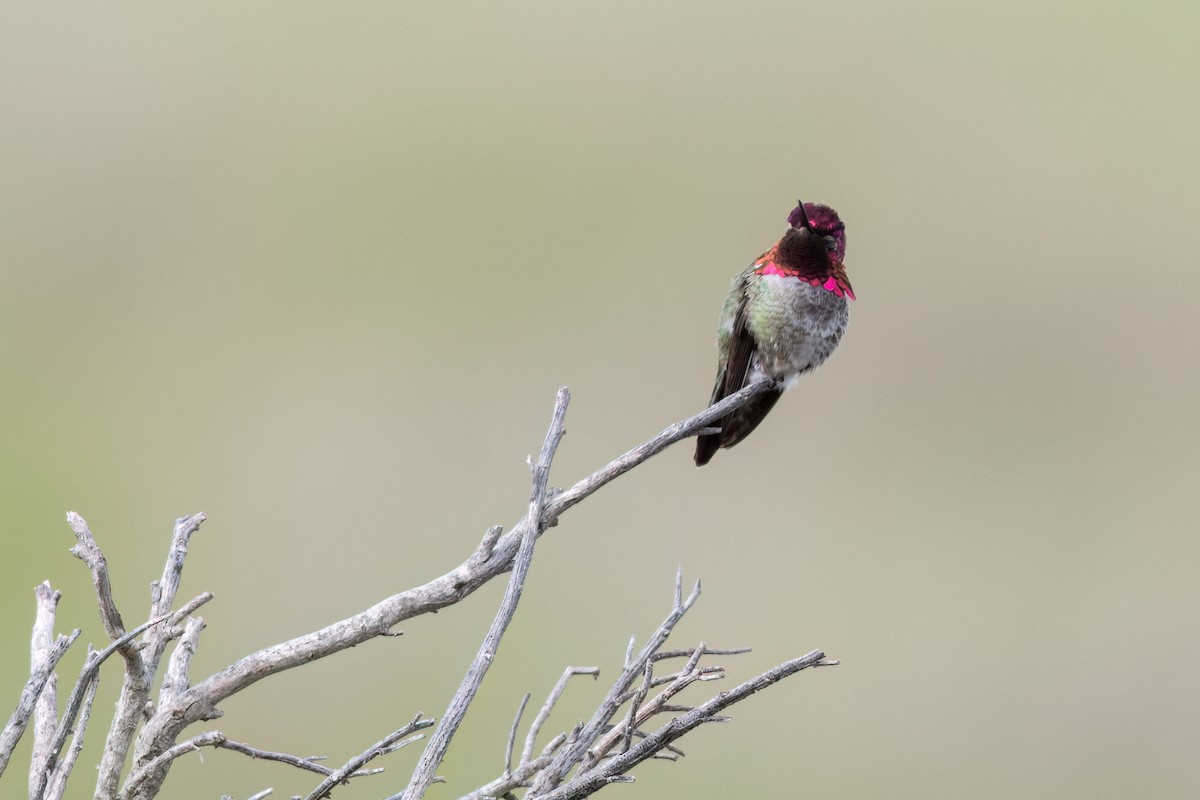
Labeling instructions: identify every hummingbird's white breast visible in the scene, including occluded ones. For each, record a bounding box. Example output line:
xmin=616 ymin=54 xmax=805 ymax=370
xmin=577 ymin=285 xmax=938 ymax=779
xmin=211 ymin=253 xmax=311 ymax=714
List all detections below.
xmin=747 ymin=273 xmax=849 ymax=388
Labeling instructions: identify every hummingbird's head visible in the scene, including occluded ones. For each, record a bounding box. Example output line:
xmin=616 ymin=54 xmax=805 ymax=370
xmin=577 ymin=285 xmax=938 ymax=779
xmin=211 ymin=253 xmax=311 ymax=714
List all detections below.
xmin=787 ymin=201 xmax=846 ymax=263
xmin=757 ymin=199 xmax=855 ymax=299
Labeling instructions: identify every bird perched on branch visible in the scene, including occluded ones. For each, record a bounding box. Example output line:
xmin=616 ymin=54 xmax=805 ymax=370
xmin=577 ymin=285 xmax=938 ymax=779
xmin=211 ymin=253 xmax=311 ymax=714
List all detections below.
xmin=695 ymin=200 xmax=855 ymax=466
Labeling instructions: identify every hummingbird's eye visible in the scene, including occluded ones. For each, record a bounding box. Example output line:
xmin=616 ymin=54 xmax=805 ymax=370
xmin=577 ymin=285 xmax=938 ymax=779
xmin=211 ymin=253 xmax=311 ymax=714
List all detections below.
xmin=823 ymin=235 xmax=837 ymax=251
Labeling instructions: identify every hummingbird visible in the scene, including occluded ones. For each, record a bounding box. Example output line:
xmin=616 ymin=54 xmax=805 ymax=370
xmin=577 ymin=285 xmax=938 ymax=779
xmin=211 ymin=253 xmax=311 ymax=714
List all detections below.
xmin=694 ymin=200 xmax=855 ymax=466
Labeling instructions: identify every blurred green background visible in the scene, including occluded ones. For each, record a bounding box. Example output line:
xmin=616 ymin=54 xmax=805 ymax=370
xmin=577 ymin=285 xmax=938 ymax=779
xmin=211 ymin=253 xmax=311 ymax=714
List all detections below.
xmin=3 ymin=2 xmax=1199 ymax=798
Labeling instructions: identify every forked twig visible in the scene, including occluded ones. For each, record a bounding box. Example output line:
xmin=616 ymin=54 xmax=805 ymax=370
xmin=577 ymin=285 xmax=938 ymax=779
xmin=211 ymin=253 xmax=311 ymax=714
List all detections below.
xmin=67 ymin=513 xmax=131 ymax=658
xmin=521 ymin=667 xmax=600 ymax=767
xmin=400 ymin=388 xmax=570 ymax=800
xmin=102 ymin=512 xmax=208 ymax=800
xmin=536 ymin=650 xmax=837 ymax=800
xmin=460 ymin=573 xmax=833 ymax=800
xmin=0 ymin=620 xmax=78 ymax=777
xmin=303 ymin=714 xmax=435 ymax=800
xmin=31 ymin=615 xmax=173 ymax=800
xmin=121 ymin=725 xmax=418 ymax=800
xmin=43 ymin=658 xmax=100 ymax=800
xmin=527 ymin=569 xmax=701 ymax=795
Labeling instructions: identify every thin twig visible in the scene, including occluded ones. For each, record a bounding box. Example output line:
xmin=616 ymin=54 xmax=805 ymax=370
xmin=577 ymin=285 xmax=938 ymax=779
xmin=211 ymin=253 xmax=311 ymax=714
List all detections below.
xmin=51 ymin=617 xmax=169 ymax=754
xmin=221 ymin=791 xmax=273 ymax=800
xmin=521 ymin=667 xmax=599 ymax=767
xmin=505 ymin=693 xmax=530 ymax=777
xmin=619 ymin=661 xmax=654 ymax=756
xmin=529 ymin=571 xmax=701 ymax=795
xmin=219 ymin=738 xmax=379 ymax=779
xmin=460 ymin=733 xmax=567 ymax=800
xmin=650 ymin=646 xmax=751 ymax=661
xmin=536 ymin=650 xmax=836 ymax=800
xmin=0 ymin=622 xmax=78 ymax=778
xmin=542 ymin=378 xmax=777 ymax=522
xmin=401 ymin=387 xmax=570 ymax=800
xmin=44 ymin=655 xmax=100 ymax=800
xmin=31 ymin=615 xmax=172 ymax=800
xmin=159 ymin=617 xmax=205 ymax=711
xmin=302 ymin=714 xmax=434 ymax=800
xmin=381 ymin=733 xmax=430 ymax=756
xmin=149 ymin=514 xmax=208 ymax=623
xmin=167 ymin=592 xmax=214 ymax=629
xmin=122 ymin=728 xmax=400 ymax=800
xmin=67 ymin=513 xmax=131 ymax=653
xmin=118 ymin=732 xmax=246 ymax=799
xmin=647 ymin=665 xmax=724 ymax=689
xmin=591 ymin=642 xmax=712 ymax=760
xmin=99 ymin=512 xmax=205 ymax=800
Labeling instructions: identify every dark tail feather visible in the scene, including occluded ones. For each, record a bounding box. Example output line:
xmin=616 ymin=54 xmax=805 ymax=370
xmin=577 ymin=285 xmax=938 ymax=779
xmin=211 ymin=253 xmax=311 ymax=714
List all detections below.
xmin=693 ymin=389 xmax=783 ymax=466
xmin=694 ymin=429 xmax=722 ymax=466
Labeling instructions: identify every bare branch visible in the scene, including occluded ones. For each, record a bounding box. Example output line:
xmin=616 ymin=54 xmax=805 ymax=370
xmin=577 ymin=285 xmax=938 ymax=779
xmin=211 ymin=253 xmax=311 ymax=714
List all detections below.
xmin=401 ymin=387 xmax=570 ymax=800
xmin=119 ymin=380 xmax=777 ymax=798
xmin=118 ymin=732 xmax=248 ymax=798
xmin=0 ymin=621 xmax=78 ymax=778
xmin=543 ymin=378 xmax=778 ymax=521
xmin=9 ymin=381 xmax=829 ymax=800
xmin=650 ymin=646 xmax=751 ymax=661
xmin=521 ymin=668 xmax=599 ymax=767
xmin=167 ymin=592 xmax=213 ymax=629
xmin=591 ymin=641 xmax=719 ymax=761
xmin=159 ymin=617 xmax=204 ymax=711
xmin=67 ymin=513 xmax=130 ymax=652
xmin=648 ymin=664 xmax=724 ymax=688
xmin=528 ymin=574 xmax=702 ymax=795
xmin=302 ymin=714 xmax=434 ymax=800
xmin=535 ymin=650 xmax=836 ymax=800
xmin=44 ymin=655 xmax=100 ymax=800
xmin=619 ymin=661 xmax=654 ymax=757
xmin=148 ymin=514 xmax=208 ymax=623
xmin=381 ymin=734 xmax=431 ymax=756
xmin=622 ymin=730 xmax=685 ymax=759
xmin=98 ymin=512 xmax=206 ymax=800
xmin=218 ymin=737 xmax=384 ymax=779
xmin=55 ymin=616 xmax=169 ymax=749
xmin=30 ymin=614 xmax=172 ymax=800
xmin=29 ymin=582 xmax=62 ymax=796
xmin=461 ymin=733 xmax=567 ymax=800
xmin=504 ymin=693 xmax=530 ymax=778
xmin=122 ymin=726 xmax=408 ymax=800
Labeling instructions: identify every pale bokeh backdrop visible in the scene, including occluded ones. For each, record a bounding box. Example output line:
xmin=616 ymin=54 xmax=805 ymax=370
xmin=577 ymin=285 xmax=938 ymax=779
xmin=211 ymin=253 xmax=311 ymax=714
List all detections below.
xmin=2 ymin=3 xmax=1199 ymax=799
